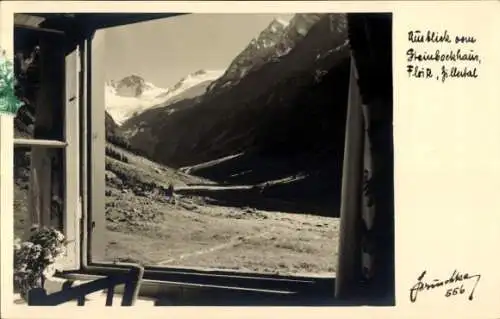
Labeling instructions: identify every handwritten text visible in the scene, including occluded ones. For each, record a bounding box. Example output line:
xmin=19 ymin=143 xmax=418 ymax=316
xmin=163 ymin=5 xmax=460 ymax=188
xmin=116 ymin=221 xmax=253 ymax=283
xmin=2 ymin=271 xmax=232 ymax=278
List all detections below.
xmin=406 ymin=30 xmax=481 ymax=83
xmin=409 ymin=270 xmax=481 ymax=303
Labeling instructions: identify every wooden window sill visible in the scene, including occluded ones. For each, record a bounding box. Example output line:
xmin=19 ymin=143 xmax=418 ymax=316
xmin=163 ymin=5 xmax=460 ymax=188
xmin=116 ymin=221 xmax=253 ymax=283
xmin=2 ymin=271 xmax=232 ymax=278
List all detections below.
xmin=13 ymin=277 xmax=156 ymax=307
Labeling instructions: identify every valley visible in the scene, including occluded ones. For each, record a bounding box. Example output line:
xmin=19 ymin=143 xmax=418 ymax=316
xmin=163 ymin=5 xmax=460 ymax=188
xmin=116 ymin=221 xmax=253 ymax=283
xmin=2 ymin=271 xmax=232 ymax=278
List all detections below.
xmin=102 ymin=144 xmax=340 ymax=275
xmin=14 ymin=13 xmax=351 ymax=277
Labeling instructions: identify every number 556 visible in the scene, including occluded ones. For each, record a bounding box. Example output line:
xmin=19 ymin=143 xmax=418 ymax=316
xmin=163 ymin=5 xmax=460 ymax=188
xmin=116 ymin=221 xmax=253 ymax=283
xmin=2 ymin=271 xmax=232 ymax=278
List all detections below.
xmin=445 ymin=285 xmax=465 ymax=297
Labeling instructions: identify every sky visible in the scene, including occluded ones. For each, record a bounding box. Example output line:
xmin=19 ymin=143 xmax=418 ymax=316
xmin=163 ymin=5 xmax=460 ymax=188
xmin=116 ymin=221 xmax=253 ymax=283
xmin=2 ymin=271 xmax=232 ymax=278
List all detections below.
xmin=103 ymin=13 xmax=294 ymax=88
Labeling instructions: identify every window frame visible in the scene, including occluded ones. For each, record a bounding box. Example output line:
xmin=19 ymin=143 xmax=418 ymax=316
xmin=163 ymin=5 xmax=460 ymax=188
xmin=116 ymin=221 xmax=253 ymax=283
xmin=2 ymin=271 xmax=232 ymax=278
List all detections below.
xmin=0 ymin=11 xmax=397 ymax=306
xmin=9 ymin=13 xmax=386 ymax=304
xmin=11 ymin=24 xmax=82 ymax=271
xmin=76 ymin=27 xmax=344 ymax=296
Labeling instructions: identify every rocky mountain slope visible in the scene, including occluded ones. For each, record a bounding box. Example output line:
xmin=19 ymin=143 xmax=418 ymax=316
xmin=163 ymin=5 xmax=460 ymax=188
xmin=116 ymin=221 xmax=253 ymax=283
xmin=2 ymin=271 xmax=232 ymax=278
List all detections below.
xmin=124 ymin=13 xmax=348 ymax=163
xmin=119 ymin=13 xmax=350 ymax=215
xmin=206 ymin=14 xmax=323 ymax=94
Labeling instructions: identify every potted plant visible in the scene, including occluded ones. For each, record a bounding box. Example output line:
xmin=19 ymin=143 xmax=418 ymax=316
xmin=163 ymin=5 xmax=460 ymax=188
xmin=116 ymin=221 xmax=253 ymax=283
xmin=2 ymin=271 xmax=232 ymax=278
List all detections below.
xmin=13 ymin=226 xmax=68 ymax=301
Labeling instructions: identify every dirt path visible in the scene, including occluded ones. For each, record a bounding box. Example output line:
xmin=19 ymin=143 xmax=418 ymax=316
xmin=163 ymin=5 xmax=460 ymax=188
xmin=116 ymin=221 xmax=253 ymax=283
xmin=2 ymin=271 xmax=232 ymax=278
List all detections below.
xmin=157 ymin=226 xmax=276 ymax=266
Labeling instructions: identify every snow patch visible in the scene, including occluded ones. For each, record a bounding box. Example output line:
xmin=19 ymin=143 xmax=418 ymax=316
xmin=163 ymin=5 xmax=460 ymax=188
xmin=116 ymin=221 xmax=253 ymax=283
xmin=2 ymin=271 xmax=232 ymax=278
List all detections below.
xmin=155 ymin=69 xmax=224 ymax=102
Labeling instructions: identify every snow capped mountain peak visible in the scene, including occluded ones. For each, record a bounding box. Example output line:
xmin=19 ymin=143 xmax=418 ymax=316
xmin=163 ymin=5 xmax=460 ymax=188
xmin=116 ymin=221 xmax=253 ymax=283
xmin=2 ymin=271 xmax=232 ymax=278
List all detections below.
xmin=119 ymin=74 xmax=144 ymax=86
xmin=106 ymin=70 xmax=224 ymax=125
xmin=105 ymin=76 xmax=169 ymax=125
xmin=107 ymin=75 xmax=168 ymax=99
xmin=105 ymin=14 xmax=329 ymax=126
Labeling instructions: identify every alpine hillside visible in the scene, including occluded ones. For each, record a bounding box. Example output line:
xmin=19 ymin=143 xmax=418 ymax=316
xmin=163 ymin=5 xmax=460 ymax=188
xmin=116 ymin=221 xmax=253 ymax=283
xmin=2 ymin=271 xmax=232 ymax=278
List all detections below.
xmin=121 ymin=13 xmax=350 ymax=215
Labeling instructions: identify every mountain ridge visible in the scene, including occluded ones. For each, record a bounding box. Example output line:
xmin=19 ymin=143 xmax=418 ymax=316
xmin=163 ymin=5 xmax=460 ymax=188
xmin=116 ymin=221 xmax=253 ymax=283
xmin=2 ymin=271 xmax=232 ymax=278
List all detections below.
xmin=206 ymin=14 xmax=323 ymax=95
xmin=122 ymin=14 xmax=349 ymax=171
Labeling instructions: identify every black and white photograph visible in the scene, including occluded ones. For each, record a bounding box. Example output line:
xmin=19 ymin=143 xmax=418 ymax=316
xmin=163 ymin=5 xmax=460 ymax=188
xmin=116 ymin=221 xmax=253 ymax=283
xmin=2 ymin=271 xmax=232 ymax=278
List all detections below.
xmin=11 ymin=11 xmax=394 ymax=306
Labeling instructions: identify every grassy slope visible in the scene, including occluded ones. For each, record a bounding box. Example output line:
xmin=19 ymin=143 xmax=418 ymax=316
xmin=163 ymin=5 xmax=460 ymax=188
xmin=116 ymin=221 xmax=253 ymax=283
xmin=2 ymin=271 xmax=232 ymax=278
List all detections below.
xmin=14 ymin=141 xmax=339 ymax=275
xmin=103 ymin=144 xmax=339 ymax=275
xmin=13 ymin=139 xmax=342 ymax=274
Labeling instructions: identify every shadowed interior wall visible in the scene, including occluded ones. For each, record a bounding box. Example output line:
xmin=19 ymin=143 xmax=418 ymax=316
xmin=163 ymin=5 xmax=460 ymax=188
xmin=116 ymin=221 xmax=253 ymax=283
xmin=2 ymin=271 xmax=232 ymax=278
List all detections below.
xmin=336 ymin=13 xmax=394 ymax=302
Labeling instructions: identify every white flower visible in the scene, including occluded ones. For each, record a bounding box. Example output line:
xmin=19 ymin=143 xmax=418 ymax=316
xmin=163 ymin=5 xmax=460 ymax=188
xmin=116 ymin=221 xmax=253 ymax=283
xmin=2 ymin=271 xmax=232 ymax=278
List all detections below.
xmin=21 ymin=242 xmax=34 ymax=249
xmin=17 ymin=263 xmax=28 ymax=272
xmin=44 ymin=251 xmax=55 ymax=263
xmin=14 ymin=238 xmax=22 ymax=250
xmin=14 ymin=227 xmax=68 ymax=290
xmin=55 ymin=230 xmax=65 ymax=242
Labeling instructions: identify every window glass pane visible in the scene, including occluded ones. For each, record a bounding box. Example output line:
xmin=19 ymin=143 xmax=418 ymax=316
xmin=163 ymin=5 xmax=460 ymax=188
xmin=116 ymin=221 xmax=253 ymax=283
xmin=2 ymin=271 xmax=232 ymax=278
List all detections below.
xmin=96 ymin=13 xmax=349 ymax=276
xmin=14 ymin=146 xmax=65 ymax=241
xmin=14 ymin=25 xmax=65 ymax=141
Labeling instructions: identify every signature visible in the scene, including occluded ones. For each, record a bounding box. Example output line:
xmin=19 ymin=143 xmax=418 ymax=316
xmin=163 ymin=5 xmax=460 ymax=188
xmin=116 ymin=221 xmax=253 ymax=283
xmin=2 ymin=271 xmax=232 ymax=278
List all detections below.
xmin=409 ymin=270 xmax=481 ymax=303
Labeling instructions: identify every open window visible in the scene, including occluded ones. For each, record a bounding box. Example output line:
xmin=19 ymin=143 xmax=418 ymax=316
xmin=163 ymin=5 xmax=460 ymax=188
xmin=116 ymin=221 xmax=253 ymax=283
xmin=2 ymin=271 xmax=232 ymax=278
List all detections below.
xmin=90 ymin=13 xmax=347 ymax=283
xmin=13 ymin=21 xmax=81 ymax=270
xmin=9 ymin=12 xmax=394 ymax=306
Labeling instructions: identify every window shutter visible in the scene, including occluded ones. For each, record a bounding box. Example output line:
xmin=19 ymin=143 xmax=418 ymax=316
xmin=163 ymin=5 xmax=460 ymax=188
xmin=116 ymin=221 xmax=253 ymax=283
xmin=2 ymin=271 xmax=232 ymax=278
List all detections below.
xmin=61 ymin=42 xmax=81 ymax=270
xmin=13 ymin=26 xmax=82 ymax=271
